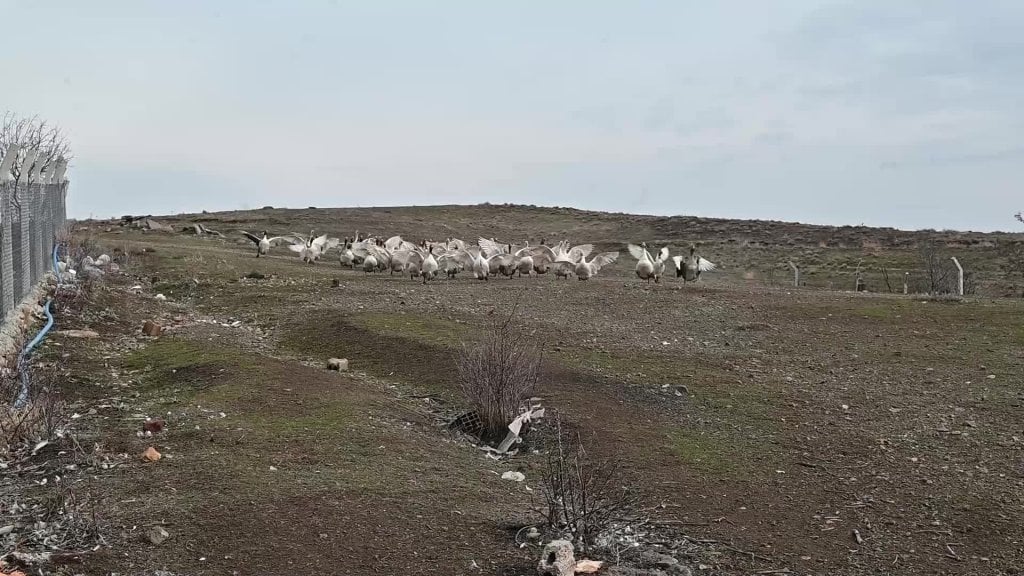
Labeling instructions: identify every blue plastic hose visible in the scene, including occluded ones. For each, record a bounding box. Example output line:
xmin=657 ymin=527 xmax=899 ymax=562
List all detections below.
xmin=12 ymin=243 xmax=61 ymax=409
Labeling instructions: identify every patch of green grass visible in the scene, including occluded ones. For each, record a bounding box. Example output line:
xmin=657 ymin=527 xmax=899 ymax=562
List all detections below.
xmin=1014 ymin=325 xmax=1024 ymax=346
xmin=666 ymin=429 xmax=747 ymax=475
xmin=351 ymin=312 xmax=470 ymax=346
xmin=123 ymin=338 xmax=254 ymax=393
xmin=856 ymin=305 xmax=899 ymax=320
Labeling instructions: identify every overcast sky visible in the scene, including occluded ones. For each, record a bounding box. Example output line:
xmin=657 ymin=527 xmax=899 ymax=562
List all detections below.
xmin=2 ymin=1 xmax=1022 ymax=231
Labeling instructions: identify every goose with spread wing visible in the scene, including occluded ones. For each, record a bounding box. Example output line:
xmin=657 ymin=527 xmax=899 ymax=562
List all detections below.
xmin=628 ymin=242 xmax=670 ymax=283
xmin=288 ymin=231 xmax=340 ymax=264
xmin=575 ymin=251 xmax=619 ymax=280
xmin=672 ymin=245 xmax=716 ymax=282
xmin=241 ymin=231 xmax=294 ymax=257
xmin=392 ymin=246 xmax=440 ymax=283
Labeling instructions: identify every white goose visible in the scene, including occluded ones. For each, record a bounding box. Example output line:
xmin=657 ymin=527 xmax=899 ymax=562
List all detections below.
xmin=574 ymin=251 xmax=619 ymax=280
xmin=350 ymin=240 xmax=389 ymax=273
xmin=241 ymin=231 xmax=293 ymax=257
xmin=288 ymin=231 xmax=340 ymax=264
xmin=445 ymin=247 xmax=495 ymax=280
xmin=672 ymin=245 xmax=716 ymax=282
xmin=628 ymin=242 xmax=670 ymax=283
xmin=392 ymin=246 xmax=440 ymax=284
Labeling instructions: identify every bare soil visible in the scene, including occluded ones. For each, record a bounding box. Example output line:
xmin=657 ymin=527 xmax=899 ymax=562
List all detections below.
xmin=9 ymin=205 xmax=1024 ymax=575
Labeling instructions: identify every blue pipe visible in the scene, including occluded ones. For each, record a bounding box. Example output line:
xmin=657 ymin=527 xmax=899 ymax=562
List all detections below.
xmin=12 ymin=243 xmax=61 ymax=409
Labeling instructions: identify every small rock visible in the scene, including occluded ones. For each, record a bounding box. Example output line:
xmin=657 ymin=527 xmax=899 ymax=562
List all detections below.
xmin=143 ymin=419 xmax=165 ymax=434
xmin=537 ymin=539 xmax=574 ymax=576
xmin=526 ymin=527 xmax=541 ymax=540
xmin=141 ymin=447 xmax=162 ymax=462
xmin=154 ymin=294 xmax=167 ymax=301
xmin=147 ymin=526 xmax=170 ymax=545
xmin=327 ymin=358 xmax=349 ymax=371
xmin=987 ymin=374 xmax=996 ymax=380
xmin=331 ymin=278 xmax=341 ymax=287
xmin=640 ymin=551 xmax=679 ymax=568
xmin=501 ymin=471 xmax=526 ymax=482
xmin=245 ymin=271 xmax=266 ymax=280
xmin=142 ymin=320 xmax=163 ymax=337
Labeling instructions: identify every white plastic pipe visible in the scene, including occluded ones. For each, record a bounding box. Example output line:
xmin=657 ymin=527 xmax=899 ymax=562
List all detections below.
xmin=950 ymin=257 xmax=964 ymax=296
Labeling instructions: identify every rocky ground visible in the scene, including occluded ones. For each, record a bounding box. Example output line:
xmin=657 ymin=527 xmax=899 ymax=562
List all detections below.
xmin=2 ymin=205 xmax=1023 ymax=575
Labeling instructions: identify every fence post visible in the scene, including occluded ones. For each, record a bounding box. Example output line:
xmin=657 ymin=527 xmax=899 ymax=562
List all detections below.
xmin=950 ymin=257 xmax=964 ymax=296
xmin=788 ymin=261 xmax=800 ymax=287
xmin=903 ymin=272 xmax=909 ymax=295
xmin=0 ymin=184 xmax=13 ymax=319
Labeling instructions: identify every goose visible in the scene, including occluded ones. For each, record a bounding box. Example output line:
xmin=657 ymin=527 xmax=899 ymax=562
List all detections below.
xmin=552 ymin=240 xmax=594 ymax=264
xmin=350 ymin=240 xmax=389 ymax=273
xmin=575 ymin=251 xmax=619 ymax=280
xmin=445 ymin=247 xmax=494 ymax=280
xmin=241 ymin=231 xmax=293 ymax=257
xmin=672 ymin=245 xmax=716 ymax=282
xmin=288 ymin=231 xmax=341 ymax=263
xmin=392 ymin=246 xmax=440 ymax=284
xmin=478 ymin=238 xmax=519 ymax=277
xmin=338 ymin=238 xmax=359 ymax=268
xmin=628 ymin=242 xmax=670 ymax=283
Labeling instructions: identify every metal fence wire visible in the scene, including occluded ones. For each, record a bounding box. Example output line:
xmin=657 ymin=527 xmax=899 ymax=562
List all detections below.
xmin=0 ymin=177 xmax=69 ymax=319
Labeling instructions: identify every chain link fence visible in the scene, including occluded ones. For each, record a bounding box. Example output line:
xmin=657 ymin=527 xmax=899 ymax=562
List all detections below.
xmin=0 ymin=147 xmax=68 ymax=321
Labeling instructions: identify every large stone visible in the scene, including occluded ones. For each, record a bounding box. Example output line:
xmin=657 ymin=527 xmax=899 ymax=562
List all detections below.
xmin=142 ymin=320 xmax=163 ymax=337
xmin=537 ymin=540 xmax=574 ymax=576
xmin=327 ymin=358 xmax=349 ymax=371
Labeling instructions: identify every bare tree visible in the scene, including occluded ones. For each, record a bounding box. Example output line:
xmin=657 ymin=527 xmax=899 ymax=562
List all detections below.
xmin=0 ymin=112 xmax=72 ymax=192
xmin=918 ymin=240 xmax=955 ymax=294
xmin=1016 ymin=212 xmax=1023 ymax=224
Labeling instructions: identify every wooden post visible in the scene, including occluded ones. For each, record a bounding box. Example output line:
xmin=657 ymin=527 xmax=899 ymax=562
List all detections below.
xmin=903 ymin=272 xmax=909 ymax=295
xmin=950 ymin=257 xmax=964 ymax=296
xmin=788 ymin=261 xmax=799 ymax=287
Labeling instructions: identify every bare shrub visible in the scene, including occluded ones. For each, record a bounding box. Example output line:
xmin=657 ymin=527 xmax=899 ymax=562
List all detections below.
xmin=455 ymin=308 xmax=541 ymax=442
xmin=538 ymin=419 xmax=640 ymax=552
xmin=919 ymin=240 xmax=958 ymax=294
xmin=0 ymin=368 xmax=68 ymax=457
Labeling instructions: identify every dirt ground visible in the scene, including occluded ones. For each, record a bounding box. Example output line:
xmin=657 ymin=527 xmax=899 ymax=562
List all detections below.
xmin=8 ymin=205 xmax=1024 ymax=575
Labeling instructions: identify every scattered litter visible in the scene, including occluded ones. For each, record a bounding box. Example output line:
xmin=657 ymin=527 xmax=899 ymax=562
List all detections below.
xmin=142 ymin=447 xmax=162 ymax=462
xmin=30 ymin=440 xmax=48 ymax=455
xmin=501 ymin=471 xmax=525 ymax=482
xmin=269 ymin=466 xmax=278 ymax=471
xmin=0 ymin=525 xmax=13 ymax=536
xmin=55 ymin=329 xmax=99 ymax=338
xmin=492 ymin=406 xmax=546 ymax=455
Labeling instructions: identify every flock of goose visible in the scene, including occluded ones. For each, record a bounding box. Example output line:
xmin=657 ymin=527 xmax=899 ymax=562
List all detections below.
xmin=241 ymin=230 xmax=715 ymax=284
